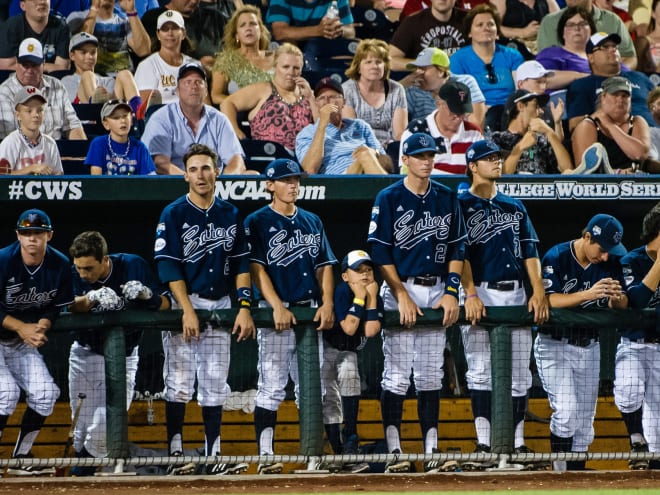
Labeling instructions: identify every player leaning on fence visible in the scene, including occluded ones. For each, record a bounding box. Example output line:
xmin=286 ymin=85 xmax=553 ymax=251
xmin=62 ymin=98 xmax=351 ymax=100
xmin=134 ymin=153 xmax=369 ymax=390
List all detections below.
xmin=536 ymin=214 xmax=628 ymax=471
xmin=367 ymin=132 xmax=466 ymax=473
xmin=0 ymin=209 xmax=73 ymax=476
xmin=154 ymin=143 xmax=255 ymax=476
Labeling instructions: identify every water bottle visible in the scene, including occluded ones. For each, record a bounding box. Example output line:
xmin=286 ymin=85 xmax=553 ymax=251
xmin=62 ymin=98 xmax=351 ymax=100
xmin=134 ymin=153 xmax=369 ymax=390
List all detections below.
xmin=325 ymin=1 xmax=339 ymax=20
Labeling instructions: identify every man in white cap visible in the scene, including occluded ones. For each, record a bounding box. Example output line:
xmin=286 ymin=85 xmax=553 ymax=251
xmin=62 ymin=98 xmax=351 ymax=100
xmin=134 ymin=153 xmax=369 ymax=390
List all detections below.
xmin=401 ymin=47 xmax=485 ymax=127
xmin=66 ymin=0 xmax=151 ymax=76
xmin=515 ymin=60 xmax=565 ymax=139
xmin=537 ymin=0 xmax=636 ymax=69
xmin=566 ymin=32 xmax=655 ymax=131
xmin=388 ymin=0 xmax=467 ymax=71
xmin=0 ymin=38 xmax=86 ymax=140
xmin=0 ymin=0 xmax=70 ymax=72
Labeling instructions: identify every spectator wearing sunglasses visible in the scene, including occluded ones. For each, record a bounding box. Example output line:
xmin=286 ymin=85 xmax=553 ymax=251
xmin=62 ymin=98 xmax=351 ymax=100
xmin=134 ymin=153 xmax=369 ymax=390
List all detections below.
xmin=449 ymin=4 xmax=524 ymax=107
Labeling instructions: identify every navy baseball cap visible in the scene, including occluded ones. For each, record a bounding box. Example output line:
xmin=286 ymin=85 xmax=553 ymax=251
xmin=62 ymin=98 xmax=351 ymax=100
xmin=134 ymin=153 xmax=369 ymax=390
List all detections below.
xmin=16 ymin=209 xmax=52 ymax=232
xmin=586 ymin=32 xmax=621 ymax=54
xmin=341 ymin=250 xmax=373 ymax=272
xmin=402 ymin=132 xmax=438 ymax=156
xmin=314 ymin=77 xmax=343 ymax=97
xmin=178 ymin=62 xmax=206 ymax=82
xmin=585 ymin=214 xmax=626 ymax=256
xmin=465 ymin=140 xmax=501 ymax=164
xmin=264 ymin=158 xmax=306 ymax=180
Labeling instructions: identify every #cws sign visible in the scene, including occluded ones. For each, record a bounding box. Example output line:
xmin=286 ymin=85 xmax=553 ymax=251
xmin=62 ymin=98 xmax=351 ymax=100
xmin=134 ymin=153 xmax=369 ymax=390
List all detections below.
xmin=498 ymin=180 xmax=660 ymax=200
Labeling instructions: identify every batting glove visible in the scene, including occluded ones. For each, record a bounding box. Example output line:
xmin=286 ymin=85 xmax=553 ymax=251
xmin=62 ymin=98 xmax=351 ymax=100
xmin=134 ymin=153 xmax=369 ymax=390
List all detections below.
xmin=87 ymin=287 xmax=122 ymax=311
xmin=121 ymin=280 xmax=153 ymax=301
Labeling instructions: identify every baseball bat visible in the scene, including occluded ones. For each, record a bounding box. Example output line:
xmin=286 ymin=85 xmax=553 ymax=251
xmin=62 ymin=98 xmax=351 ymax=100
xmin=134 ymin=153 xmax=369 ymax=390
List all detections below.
xmin=56 ymin=393 xmax=86 ymax=476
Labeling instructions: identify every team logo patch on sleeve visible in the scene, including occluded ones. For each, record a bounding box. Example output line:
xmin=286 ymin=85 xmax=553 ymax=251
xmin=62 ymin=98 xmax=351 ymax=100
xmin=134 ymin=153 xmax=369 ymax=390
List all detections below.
xmin=542 ymin=279 xmax=552 ymax=289
xmin=155 ymin=238 xmax=166 ymax=251
xmin=543 ymin=266 xmax=554 ymax=275
xmin=156 ymin=222 xmax=166 ymax=234
xmin=368 ymin=221 xmax=377 ymax=234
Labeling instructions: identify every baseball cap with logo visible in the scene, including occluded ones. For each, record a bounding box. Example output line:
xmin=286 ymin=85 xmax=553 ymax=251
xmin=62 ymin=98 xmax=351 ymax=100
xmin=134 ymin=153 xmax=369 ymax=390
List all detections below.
xmin=406 ymin=47 xmax=450 ymax=71
xmin=465 ymin=140 xmax=501 ymax=164
xmin=341 ymin=250 xmax=374 ymax=272
xmin=101 ymin=99 xmax=132 ymax=119
xmin=601 ymin=76 xmax=632 ymax=95
xmin=16 ymin=209 xmax=52 ymax=232
xmin=178 ymin=62 xmax=206 ymax=82
xmin=157 ymin=9 xmax=185 ymax=30
xmin=14 ymin=86 xmax=46 ymax=108
xmin=69 ymin=32 xmax=98 ymax=52
xmin=314 ymin=77 xmax=344 ymax=98
xmin=515 ymin=60 xmax=554 ymax=84
xmin=402 ymin=132 xmax=438 ymax=156
xmin=17 ymin=38 xmax=43 ymax=65
xmin=585 ymin=213 xmax=626 ymax=256
xmin=264 ymin=158 xmax=306 ymax=180
xmin=586 ymin=32 xmax=621 ymax=54
xmin=438 ymin=80 xmax=472 ymax=115
xmin=504 ymin=89 xmax=550 ymax=119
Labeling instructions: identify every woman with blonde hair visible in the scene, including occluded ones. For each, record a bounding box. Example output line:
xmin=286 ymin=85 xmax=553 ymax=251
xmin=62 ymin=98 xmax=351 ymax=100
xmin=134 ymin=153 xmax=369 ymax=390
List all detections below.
xmin=221 ymin=43 xmax=316 ymax=151
xmin=342 ymin=39 xmax=408 ymax=146
xmin=211 ymin=5 xmax=275 ymax=105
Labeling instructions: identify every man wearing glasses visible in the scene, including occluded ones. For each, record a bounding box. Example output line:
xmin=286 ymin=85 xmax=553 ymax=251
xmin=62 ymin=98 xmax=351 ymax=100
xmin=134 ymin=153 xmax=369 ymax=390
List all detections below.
xmin=399 ymin=79 xmax=483 ymax=175
xmin=458 ymin=140 xmax=549 ymax=469
xmin=296 ymin=77 xmax=392 ymax=175
xmin=0 ymin=38 xmax=86 ymax=140
xmin=566 ymin=32 xmax=655 ymax=131
xmin=0 ymin=209 xmax=73 ymax=475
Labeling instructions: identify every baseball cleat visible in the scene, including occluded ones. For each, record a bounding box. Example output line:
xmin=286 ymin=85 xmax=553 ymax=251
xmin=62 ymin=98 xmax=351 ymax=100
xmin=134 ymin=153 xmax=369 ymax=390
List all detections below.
xmin=384 ymin=449 xmax=411 ymax=473
xmin=424 ymin=448 xmax=443 ymax=473
xmin=514 ymin=445 xmax=550 ymax=471
xmin=6 ymin=455 xmax=55 ymax=476
xmin=629 ymin=442 xmax=650 ymax=470
xmin=342 ymin=461 xmax=370 ymax=474
xmin=206 ymin=462 xmax=249 ymax=475
xmin=461 ymin=444 xmax=497 ymax=471
xmin=166 ymin=451 xmax=196 ymax=475
xmin=314 ymin=460 xmax=343 ymax=473
xmin=257 ymin=461 xmax=283 ymax=474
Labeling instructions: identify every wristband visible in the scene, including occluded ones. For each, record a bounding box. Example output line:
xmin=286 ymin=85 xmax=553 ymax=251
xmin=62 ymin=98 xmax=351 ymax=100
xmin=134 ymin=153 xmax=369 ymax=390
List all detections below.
xmin=466 ymin=294 xmax=478 ymax=300
xmin=366 ymin=308 xmax=380 ymax=321
xmin=353 ymin=297 xmax=365 ymax=306
xmin=444 ymin=272 xmax=461 ymax=299
xmin=347 ymin=303 xmax=366 ymax=320
xmin=126 ymin=11 xmax=138 ymax=16
xmin=237 ymin=287 xmax=252 ymax=303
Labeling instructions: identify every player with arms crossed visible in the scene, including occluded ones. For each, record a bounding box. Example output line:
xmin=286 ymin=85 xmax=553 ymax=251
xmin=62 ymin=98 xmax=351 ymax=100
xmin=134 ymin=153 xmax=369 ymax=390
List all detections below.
xmin=154 ymin=143 xmax=255 ymax=476
xmin=617 ymin=203 xmax=660 ymax=470
xmin=536 ymin=214 xmax=628 ymax=471
xmin=367 ymin=132 xmax=466 ymax=473
xmin=0 ymin=209 xmax=73 ymax=475
xmin=459 ymin=140 xmax=549 ymax=470
xmin=68 ymin=231 xmax=171 ymax=476
xmin=321 ymin=250 xmax=384 ymax=474
xmin=245 ymin=158 xmax=337 ymax=474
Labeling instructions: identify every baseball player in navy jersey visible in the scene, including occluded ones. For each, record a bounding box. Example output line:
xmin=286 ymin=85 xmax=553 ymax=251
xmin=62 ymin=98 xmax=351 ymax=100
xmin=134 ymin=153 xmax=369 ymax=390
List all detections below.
xmin=537 ymin=214 xmax=628 ymax=471
xmin=0 ymin=209 xmax=73 ymax=476
xmin=154 ymin=143 xmax=255 ymax=476
xmin=321 ymin=250 xmax=384 ymax=474
xmin=458 ymin=140 xmax=549 ymax=470
xmin=617 ymin=203 xmax=660 ymax=470
xmin=244 ymin=158 xmax=337 ymax=474
xmin=367 ymin=132 xmax=466 ymax=473
xmin=68 ymin=231 xmax=170 ymax=476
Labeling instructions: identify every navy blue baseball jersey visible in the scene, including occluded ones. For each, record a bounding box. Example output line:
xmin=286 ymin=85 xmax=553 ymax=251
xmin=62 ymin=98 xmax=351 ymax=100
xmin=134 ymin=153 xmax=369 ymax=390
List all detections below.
xmin=367 ymin=179 xmax=466 ymax=278
xmin=154 ymin=195 xmax=249 ymax=299
xmin=72 ymin=253 xmax=166 ymax=353
xmin=244 ymin=205 xmax=337 ymax=303
xmin=621 ymin=246 xmax=660 ymax=339
xmin=542 ymin=241 xmax=625 ymax=309
xmin=323 ymin=281 xmax=384 ymax=352
xmin=458 ymin=190 xmax=539 ymax=283
xmin=0 ymin=242 xmax=74 ymax=340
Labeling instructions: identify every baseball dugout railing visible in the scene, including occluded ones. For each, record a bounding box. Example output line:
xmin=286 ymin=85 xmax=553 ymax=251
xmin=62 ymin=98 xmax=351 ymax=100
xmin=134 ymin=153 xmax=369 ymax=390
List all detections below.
xmin=1 ymin=306 xmax=658 ymax=473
